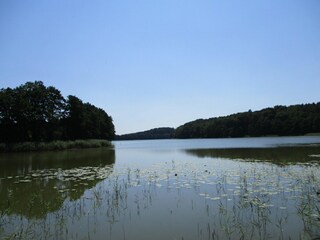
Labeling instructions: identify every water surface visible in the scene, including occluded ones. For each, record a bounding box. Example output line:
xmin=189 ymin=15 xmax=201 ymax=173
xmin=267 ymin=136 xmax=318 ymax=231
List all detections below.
xmin=1 ymin=137 xmax=320 ymax=239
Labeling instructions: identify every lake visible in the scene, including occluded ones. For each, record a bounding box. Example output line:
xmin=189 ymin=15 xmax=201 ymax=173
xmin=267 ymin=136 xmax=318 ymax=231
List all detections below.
xmin=1 ymin=136 xmax=320 ymax=239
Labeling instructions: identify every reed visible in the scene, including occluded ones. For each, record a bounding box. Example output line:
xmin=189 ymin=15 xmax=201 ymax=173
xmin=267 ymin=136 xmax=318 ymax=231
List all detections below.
xmin=0 ymin=139 xmax=113 ymax=152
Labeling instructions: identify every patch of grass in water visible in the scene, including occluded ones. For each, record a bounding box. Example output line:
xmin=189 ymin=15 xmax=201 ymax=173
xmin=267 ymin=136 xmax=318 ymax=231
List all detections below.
xmin=0 ymin=139 xmax=113 ymax=152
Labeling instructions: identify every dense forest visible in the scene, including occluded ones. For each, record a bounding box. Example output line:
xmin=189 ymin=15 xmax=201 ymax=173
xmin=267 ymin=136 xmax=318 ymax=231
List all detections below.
xmin=0 ymin=81 xmax=115 ymax=143
xmin=1 ymin=82 xmax=319 ymax=143
xmin=116 ymin=127 xmax=174 ymax=140
xmin=174 ymin=103 xmax=320 ymax=139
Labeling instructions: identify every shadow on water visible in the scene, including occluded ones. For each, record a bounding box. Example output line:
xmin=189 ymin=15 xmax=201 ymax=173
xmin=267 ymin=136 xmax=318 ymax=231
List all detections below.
xmin=0 ymin=148 xmax=115 ymax=219
xmin=185 ymin=145 xmax=320 ymax=165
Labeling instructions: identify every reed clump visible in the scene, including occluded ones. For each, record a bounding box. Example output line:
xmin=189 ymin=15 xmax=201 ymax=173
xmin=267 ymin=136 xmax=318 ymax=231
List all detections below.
xmin=0 ymin=139 xmax=113 ymax=152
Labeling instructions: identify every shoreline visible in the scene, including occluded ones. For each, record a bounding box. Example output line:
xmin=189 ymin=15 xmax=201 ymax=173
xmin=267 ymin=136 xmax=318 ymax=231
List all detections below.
xmin=0 ymin=139 xmax=113 ymax=153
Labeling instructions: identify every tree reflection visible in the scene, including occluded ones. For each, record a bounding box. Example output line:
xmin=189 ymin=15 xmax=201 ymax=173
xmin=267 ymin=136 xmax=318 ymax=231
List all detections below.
xmin=0 ymin=148 xmax=115 ymax=219
xmin=185 ymin=146 xmax=320 ymax=165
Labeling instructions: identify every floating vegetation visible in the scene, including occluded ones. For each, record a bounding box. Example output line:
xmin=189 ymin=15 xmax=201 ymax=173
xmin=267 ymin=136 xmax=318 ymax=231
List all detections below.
xmin=1 ymin=140 xmax=320 ymax=239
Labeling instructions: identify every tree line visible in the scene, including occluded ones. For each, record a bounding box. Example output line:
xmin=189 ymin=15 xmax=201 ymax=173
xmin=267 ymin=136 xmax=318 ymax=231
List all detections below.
xmin=174 ymin=103 xmax=320 ymax=138
xmin=0 ymin=81 xmax=115 ymax=143
xmin=116 ymin=127 xmax=174 ymax=140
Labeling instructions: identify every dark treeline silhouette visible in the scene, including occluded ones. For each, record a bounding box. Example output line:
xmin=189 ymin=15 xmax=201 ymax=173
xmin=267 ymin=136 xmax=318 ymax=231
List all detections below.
xmin=174 ymin=103 xmax=320 ymax=138
xmin=116 ymin=127 xmax=174 ymax=140
xmin=0 ymin=81 xmax=115 ymax=142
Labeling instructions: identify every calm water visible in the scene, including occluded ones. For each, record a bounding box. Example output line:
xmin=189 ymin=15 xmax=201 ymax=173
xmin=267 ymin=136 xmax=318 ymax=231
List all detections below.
xmin=1 ymin=137 xmax=320 ymax=239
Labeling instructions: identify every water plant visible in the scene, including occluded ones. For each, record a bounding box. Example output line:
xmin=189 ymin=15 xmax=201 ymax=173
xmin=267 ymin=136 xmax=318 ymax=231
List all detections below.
xmin=0 ymin=139 xmax=113 ymax=152
xmin=1 ymin=143 xmax=320 ymax=239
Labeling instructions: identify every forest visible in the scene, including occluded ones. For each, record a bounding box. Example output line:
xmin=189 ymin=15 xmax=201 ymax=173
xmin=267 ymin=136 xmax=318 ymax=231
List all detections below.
xmin=116 ymin=127 xmax=174 ymax=140
xmin=0 ymin=81 xmax=115 ymax=143
xmin=1 ymin=81 xmax=319 ymax=143
xmin=174 ymin=103 xmax=320 ymax=139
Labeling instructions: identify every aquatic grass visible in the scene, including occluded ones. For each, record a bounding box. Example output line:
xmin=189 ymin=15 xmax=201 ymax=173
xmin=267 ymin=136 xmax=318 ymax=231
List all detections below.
xmin=0 ymin=139 xmax=113 ymax=152
xmin=2 ymin=146 xmax=320 ymax=239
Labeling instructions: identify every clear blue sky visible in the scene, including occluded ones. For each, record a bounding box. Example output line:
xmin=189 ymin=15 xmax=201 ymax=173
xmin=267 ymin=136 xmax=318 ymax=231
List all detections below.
xmin=1 ymin=0 xmax=319 ymax=134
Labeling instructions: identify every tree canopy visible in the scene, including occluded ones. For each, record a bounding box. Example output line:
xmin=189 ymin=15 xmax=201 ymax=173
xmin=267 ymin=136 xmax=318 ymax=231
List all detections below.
xmin=116 ymin=127 xmax=174 ymax=140
xmin=174 ymin=103 xmax=320 ymax=139
xmin=0 ymin=81 xmax=115 ymax=142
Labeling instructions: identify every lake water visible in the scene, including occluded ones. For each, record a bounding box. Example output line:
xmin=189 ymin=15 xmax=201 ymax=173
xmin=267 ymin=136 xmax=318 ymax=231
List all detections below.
xmin=1 ymin=137 xmax=320 ymax=239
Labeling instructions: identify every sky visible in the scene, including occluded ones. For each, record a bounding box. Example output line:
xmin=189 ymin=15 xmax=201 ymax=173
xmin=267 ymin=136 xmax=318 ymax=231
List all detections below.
xmin=1 ymin=0 xmax=320 ymax=135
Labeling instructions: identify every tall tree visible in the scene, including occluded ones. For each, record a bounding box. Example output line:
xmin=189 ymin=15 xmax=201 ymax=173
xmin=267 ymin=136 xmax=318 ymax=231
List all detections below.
xmin=65 ymin=95 xmax=115 ymax=140
xmin=0 ymin=81 xmax=115 ymax=142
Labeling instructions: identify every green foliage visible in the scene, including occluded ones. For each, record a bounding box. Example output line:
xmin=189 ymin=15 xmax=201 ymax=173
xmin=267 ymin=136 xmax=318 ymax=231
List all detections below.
xmin=0 ymin=81 xmax=115 ymax=143
xmin=65 ymin=95 xmax=115 ymax=140
xmin=116 ymin=127 xmax=175 ymax=140
xmin=174 ymin=103 xmax=320 ymax=138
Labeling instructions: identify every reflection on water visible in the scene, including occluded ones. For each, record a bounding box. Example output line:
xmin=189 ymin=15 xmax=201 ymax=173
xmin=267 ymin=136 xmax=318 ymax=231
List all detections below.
xmin=0 ymin=148 xmax=115 ymax=177
xmin=0 ymin=148 xmax=115 ymax=219
xmin=185 ymin=146 xmax=320 ymax=164
xmin=1 ymin=138 xmax=320 ymax=239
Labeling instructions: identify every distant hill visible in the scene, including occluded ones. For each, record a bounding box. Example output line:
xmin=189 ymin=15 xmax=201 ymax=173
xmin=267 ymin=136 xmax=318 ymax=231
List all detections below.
xmin=116 ymin=127 xmax=175 ymax=140
xmin=116 ymin=103 xmax=320 ymax=141
xmin=174 ymin=103 xmax=320 ymax=139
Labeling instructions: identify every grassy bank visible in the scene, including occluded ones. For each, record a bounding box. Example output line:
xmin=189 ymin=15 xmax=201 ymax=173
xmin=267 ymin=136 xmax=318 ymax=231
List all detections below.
xmin=0 ymin=139 xmax=113 ymax=153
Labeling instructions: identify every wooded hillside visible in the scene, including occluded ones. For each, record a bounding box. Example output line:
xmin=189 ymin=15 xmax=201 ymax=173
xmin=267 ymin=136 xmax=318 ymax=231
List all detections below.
xmin=116 ymin=127 xmax=174 ymax=140
xmin=174 ymin=103 xmax=320 ymax=138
